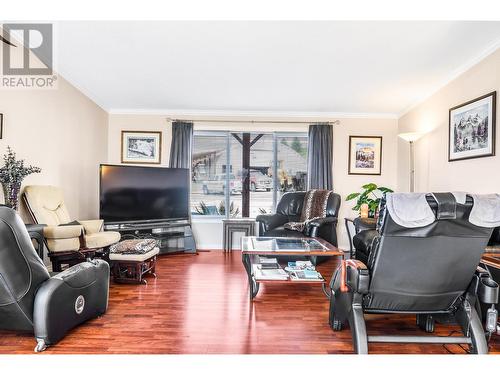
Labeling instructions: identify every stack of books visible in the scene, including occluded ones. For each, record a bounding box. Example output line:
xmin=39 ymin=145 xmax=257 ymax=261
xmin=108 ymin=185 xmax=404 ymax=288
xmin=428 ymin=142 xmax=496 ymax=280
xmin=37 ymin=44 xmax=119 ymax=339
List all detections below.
xmin=253 ymin=257 xmax=289 ymax=280
xmin=285 ymin=261 xmax=324 ymax=282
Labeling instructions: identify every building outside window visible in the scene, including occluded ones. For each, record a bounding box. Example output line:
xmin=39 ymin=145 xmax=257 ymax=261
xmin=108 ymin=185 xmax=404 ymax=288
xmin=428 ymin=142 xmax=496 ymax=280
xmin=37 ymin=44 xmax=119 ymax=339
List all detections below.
xmin=191 ymin=131 xmax=308 ymax=219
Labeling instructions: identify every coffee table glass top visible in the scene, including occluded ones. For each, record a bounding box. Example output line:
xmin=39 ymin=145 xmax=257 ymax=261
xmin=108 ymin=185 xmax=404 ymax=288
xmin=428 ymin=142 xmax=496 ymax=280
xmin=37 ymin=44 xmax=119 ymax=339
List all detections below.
xmin=241 ymin=236 xmax=341 ymax=255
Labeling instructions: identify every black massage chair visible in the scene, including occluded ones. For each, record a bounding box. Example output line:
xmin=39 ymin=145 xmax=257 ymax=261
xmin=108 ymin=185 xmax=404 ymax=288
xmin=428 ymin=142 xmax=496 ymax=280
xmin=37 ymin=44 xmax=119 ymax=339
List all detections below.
xmin=0 ymin=206 xmax=109 ymax=352
xmin=329 ymin=193 xmax=499 ymax=354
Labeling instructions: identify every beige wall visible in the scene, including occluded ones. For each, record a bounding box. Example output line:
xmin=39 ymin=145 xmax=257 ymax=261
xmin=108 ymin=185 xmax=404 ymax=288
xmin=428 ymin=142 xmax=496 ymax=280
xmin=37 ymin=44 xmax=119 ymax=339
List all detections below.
xmin=398 ymin=48 xmax=500 ymax=193
xmin=107 ymin=114 xmax=398 ymax=250
xmin=0 ymin=77 xmax=108 ymax=222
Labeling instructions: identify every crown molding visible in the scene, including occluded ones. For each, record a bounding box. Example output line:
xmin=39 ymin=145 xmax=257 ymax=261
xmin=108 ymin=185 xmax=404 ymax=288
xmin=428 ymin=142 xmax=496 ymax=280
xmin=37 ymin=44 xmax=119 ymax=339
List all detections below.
xmin=107 ymin=108 xmax=399 ymax=120
xmin=398 ymin=36 xmax=500 ymax=118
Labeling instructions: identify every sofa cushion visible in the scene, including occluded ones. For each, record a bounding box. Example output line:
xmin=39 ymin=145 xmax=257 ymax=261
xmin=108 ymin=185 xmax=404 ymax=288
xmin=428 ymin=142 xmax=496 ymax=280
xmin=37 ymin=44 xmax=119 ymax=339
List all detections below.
xmin=43 ymin=225 xmax=82 ymax=239
xmin=79 ymin=220 xmax=104 ymax=235
xmin=85 ymin=231 xmax=120 ymax=249
xmin=262 ymin=226 xmax=308 ymax=238
xmin=24 ymin=185 xmax=72 ymax=226
xmin=46 ymin=237 xmax=81 ymax=253
xmin=109 ymin=247 xmax=159 ymax=262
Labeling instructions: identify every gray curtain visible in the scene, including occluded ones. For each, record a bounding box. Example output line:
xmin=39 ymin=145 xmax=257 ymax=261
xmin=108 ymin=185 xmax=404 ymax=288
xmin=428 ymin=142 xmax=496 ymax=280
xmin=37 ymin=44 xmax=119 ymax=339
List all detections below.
xmin=169 ymin=121 xmax=193 ymax=169
xmin=307 ymin=123 xmax=333 ymax=190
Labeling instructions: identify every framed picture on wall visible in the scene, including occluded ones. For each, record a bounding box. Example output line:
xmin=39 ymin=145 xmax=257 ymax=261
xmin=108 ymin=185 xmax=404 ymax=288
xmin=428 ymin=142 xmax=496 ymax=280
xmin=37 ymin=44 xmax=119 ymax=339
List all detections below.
xmin=121 ymin=131 xmax=162 ymax=164
xmin=348 ymin=136 xmax=382 ymax=175
xmin=449 ymin=91 xmax=496 ymax=162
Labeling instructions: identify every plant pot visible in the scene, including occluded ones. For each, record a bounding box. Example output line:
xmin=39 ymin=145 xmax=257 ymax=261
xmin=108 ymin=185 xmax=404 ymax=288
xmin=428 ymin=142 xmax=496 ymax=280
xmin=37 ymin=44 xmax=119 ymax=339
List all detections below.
xmin=360 ymin=203 xmax=369 ymax=218
xmin=2 ymin=181 xmax=22 ymax=211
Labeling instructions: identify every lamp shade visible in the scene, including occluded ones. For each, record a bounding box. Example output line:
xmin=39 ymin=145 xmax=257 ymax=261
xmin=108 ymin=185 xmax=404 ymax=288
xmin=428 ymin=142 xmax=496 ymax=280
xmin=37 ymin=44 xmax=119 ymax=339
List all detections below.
xmin=398 ymin=132 xmax=424 ymax=142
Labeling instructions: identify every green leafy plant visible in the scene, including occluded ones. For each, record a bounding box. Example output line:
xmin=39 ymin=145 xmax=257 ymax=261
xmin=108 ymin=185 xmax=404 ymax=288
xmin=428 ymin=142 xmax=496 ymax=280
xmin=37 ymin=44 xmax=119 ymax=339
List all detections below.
xmin=217 ymin=201 xmax=240 ymax=217
xmin=346 ymin=183 xmax=393 ymax=217
xmin=194 ymin=200 xmax=240 ymax=217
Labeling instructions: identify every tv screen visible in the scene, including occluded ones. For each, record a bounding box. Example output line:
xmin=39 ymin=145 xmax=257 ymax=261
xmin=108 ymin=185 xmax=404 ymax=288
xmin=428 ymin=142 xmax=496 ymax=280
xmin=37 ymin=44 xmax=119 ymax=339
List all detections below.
xmin=99 ymin=164 xmax=190 ymax=223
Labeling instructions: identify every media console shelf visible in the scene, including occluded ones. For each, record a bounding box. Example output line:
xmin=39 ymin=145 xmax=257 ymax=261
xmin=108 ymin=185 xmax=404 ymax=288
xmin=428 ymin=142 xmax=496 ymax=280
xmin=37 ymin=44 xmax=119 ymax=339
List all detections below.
xmin=104 ymin=220 xmax=196 ymax=255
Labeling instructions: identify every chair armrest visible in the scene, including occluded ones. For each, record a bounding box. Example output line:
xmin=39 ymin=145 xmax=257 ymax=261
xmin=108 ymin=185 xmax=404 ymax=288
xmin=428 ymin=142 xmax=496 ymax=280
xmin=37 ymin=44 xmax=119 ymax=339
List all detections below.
xmin=341 ymin=259 xmax=370 ymax=294
xmin=33 ymin=260 xmax=109 ymax=347
xmin=255 ymin=214 xmax=288 ymax=233
xmin=306 ymin=217 xmax=338 ymax=238
xmin=43 ymin=225 xmax=83 ymax=239
xmin=26 ymin=224 xmax=46 ymax=259
xmin=79 ymin=219 xmax=104 ymax=234
xmin=307 ymin=217 xmax=338 ymax=227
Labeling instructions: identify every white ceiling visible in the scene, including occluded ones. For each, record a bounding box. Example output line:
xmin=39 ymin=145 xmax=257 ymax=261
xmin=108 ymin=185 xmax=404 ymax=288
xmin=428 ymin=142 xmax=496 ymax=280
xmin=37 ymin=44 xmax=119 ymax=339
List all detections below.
xmin=54 ymin=21 xmax=500 ymax=116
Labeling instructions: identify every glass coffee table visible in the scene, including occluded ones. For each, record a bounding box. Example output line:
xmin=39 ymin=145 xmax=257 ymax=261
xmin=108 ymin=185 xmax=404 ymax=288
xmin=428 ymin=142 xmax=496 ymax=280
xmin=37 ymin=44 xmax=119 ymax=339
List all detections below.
xmin=241 ymin=236 xmax=344 ymax=300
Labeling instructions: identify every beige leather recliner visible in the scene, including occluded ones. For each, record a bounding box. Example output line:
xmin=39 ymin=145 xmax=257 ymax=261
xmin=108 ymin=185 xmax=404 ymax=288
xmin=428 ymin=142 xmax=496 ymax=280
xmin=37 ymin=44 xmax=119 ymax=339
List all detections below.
xmin=23 ymin=185 xmax=120 ymax=270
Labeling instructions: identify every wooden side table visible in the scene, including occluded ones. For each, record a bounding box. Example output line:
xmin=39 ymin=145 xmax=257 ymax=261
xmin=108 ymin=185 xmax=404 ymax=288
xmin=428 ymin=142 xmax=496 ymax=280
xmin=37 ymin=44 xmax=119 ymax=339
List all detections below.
xmin=222 ymin=219 xmax=255 ymax=252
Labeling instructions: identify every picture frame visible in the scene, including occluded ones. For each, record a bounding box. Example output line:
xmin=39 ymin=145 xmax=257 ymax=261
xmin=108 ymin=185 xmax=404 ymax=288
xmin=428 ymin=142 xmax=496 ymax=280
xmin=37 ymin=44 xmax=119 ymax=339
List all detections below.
xmin=348 ymin=135 xmax=383 ymax=175
xmin=121 ymin=130 xmax=162 ymax=164
xmin=449 ymin=91 xmax=496 ymax=162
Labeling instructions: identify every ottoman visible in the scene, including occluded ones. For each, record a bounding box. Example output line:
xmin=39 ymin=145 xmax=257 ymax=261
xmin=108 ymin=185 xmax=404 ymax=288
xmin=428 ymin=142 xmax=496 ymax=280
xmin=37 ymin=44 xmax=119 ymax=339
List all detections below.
xmin=109 ymin=247 xmax=159 ymax=284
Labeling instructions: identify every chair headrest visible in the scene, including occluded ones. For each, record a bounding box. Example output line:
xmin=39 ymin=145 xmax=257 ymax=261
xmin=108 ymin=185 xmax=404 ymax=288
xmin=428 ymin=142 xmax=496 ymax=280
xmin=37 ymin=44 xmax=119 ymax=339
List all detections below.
xmin=384 ymin=192 xmax=500 ymax=228
xmin=430 ymin=192 xmax=457 ymax=220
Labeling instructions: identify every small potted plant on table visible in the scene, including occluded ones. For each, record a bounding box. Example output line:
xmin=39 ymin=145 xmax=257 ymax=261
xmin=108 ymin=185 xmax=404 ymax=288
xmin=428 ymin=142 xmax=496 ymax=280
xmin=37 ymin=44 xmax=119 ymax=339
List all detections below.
xmin=346 ymin=183 xmax=393 ymax=219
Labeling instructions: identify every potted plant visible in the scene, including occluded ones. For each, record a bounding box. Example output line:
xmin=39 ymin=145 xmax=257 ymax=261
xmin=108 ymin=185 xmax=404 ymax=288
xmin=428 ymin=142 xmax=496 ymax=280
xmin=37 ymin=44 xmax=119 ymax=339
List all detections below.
xmin=346 ymin=183 xmax=393 ymax=218
xmin=0 ymin=147 xmax=41 ymax=211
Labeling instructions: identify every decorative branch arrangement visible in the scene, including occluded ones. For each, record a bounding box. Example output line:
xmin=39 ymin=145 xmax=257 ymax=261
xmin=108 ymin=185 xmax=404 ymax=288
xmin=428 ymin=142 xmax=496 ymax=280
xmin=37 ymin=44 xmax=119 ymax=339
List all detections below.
xmin=0 ymin=146 xmax=41 ymax=210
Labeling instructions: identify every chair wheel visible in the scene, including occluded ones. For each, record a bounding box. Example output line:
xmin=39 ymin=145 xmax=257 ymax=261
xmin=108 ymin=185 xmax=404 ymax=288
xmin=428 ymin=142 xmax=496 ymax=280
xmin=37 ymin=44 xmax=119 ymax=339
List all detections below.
xmin=34 ymin=339 xmax=47 ymax=352
xmin=416 ymin=314 xmax=435 ymax=333
xmin=331 ymin=318 xmax=343 ymax=331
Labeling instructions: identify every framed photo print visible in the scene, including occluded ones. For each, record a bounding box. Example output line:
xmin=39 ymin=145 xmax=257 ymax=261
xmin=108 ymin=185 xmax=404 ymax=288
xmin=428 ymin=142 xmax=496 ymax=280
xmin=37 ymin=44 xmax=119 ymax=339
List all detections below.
xmin=449 ymin=91 xmax=496 ymax=162
xmin=348 ymin=136 xmax=382 ymax=175
xmin=121 ymin=131 xmax=162 ymax=164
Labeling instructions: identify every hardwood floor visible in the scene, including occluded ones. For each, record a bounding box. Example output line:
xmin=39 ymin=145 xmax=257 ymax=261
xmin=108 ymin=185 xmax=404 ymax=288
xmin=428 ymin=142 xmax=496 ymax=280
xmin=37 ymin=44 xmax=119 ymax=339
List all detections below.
xmin=0 ymin=251 xmax=498 ymax=354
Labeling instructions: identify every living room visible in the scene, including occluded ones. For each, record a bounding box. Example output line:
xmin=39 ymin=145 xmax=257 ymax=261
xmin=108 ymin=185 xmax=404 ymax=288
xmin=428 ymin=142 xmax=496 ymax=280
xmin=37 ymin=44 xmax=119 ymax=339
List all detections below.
xmin=1 ymin=1 xmax=500 ymax=372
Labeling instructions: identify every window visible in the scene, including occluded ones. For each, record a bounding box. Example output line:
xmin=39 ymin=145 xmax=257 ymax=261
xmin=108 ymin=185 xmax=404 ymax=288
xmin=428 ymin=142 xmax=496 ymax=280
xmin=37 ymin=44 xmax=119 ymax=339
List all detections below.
xmin=191 ymin=131 xmax=308 ymax=219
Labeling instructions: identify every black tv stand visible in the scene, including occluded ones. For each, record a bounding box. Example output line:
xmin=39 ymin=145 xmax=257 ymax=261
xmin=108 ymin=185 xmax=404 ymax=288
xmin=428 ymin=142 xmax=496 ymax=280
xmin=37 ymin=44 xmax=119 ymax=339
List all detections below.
xmin=104 ymin=219 xmax=196 ymax=255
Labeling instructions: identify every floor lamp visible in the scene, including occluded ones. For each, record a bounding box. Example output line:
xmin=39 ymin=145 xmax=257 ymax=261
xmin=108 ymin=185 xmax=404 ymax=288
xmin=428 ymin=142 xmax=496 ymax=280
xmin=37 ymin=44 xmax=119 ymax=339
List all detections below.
xmin=398 ymin=132 xmax=424 ymax=192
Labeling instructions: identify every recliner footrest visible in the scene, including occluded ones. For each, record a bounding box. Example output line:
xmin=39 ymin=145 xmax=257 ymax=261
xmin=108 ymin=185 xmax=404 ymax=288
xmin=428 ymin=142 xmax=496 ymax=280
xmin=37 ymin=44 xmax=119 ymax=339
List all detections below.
xmin=33 ymin=259 xmax=110 ymax=347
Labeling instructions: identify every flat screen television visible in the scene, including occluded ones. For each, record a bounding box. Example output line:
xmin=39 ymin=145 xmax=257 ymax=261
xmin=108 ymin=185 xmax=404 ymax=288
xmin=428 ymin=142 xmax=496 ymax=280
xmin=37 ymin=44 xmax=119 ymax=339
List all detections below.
xmin=99 ymin=164 xmax=190 ymax=224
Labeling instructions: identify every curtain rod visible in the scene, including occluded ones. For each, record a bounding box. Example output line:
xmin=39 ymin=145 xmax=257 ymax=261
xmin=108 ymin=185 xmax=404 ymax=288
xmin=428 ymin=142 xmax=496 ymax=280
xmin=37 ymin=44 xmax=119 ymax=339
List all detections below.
xmin=165 ymin=118 xmax=340 ymax=125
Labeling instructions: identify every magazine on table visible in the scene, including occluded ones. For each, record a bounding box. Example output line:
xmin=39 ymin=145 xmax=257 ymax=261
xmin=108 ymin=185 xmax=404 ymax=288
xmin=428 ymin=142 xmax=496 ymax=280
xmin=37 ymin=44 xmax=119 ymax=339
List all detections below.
xmin=289 ymin=269 xmax=324 ymax=282
xmin=284 ymin=260 xmax=315 ymax=272
xmin=252 ymin=264 xmax=289 ymax=280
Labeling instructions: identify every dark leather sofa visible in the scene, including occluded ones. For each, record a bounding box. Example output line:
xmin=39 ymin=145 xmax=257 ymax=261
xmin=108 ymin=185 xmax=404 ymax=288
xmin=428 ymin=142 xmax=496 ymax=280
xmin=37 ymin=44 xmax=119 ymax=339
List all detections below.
xmin=329 ymin=193 xmax=499 ymax=354
xmin=255 ymin=191 xmax=341 ymax=246
xmin=0 ymin=206 xmax=110 ymax=352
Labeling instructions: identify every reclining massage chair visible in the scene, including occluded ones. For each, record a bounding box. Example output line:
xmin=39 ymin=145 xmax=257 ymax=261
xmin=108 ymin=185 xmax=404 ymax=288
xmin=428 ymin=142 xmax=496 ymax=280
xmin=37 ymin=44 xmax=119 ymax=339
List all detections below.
xmin=329 ymin=192 xmax=499 ymax=354
xmin=0 ymin=206 xmax=109 ymax=352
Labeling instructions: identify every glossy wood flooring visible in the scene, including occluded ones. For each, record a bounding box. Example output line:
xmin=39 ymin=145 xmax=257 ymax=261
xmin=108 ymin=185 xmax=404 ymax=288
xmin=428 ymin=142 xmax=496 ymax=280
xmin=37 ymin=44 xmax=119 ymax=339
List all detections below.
xmin=0 ymin=251 xmax=498 ymax=354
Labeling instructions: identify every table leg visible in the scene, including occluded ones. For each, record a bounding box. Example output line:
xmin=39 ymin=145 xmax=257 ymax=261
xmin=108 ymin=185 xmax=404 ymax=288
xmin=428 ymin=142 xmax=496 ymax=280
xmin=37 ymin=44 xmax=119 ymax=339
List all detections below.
xmin=242 ymin=253 xmax=259 ymax=300
xmin=321 ymin=283 xmax=331 ymax=298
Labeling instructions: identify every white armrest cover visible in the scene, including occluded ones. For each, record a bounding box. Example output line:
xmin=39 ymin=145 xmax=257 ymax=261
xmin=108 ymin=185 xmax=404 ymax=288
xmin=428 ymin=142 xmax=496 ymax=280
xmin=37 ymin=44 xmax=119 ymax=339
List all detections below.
xmin=79 ymin=219 xmax=104 ymax=234
xmin=43 ymin=225 xmax=83 ymax=239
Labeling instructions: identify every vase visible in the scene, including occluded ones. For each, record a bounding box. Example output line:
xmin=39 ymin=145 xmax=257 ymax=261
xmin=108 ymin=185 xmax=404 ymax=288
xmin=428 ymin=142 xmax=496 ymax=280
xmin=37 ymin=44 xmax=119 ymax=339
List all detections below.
xmin=360 ymin=203 xmax=369 ymax=218
xmin=2 ymin=180 xmax=22 ymax=211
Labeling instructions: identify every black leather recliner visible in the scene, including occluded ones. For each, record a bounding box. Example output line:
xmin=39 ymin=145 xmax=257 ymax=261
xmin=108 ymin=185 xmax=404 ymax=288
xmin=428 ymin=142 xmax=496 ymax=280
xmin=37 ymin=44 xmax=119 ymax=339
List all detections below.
xmin=256 ymin=191 xmax=341 ymax=246
xmin=0 ymin=206 xmax=110 ymax=352
xmin=329 ymin=193 xmax=499 ymax=354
